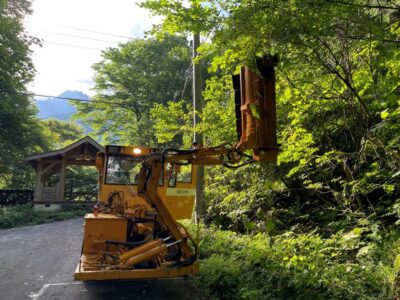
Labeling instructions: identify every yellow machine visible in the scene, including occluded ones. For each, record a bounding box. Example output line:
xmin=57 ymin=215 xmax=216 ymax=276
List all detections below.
xmin=74 ymin=56 xmax=278 ymax=281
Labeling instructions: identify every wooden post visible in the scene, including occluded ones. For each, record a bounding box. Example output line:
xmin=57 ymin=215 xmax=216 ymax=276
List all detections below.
xmin=34 ymin=160 xmax=43 ymax=203
xmin=59 ymin=155 xmax=66 ymax=202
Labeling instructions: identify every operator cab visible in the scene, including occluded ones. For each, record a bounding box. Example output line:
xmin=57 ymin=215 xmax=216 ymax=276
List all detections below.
xmin=95 ymin=145 xmax=196 ymax=220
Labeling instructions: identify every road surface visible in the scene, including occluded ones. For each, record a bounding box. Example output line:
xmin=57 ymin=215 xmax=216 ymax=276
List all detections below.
xmin=0 ymin=218 xmax=202 ymax=300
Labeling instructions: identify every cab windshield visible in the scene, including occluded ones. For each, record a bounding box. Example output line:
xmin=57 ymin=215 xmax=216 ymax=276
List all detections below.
xmin=105 ymin=155 xmax=163 ymax=186
xmin=105 ymin=155 xmax=141 ymax=185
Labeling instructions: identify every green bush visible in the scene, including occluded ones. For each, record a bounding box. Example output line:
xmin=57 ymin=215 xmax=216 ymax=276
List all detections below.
xmin=196 ymin=226 xmax=399 ymax=299
xmin=0 ymin=204 xmax=87 ymax=229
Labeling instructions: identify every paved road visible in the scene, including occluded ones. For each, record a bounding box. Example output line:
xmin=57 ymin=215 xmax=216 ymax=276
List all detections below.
xmin=0 ymin=218 xmax=202 ymax=300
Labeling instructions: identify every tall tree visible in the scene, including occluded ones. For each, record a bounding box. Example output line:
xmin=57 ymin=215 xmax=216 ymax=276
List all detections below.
xmin=41 ymin=119 xmax=84 ymax=150
xmin=75 ymin=34 xmax=192 ymax=147
xmin=0 ymin=0 xmax=46 ymax=188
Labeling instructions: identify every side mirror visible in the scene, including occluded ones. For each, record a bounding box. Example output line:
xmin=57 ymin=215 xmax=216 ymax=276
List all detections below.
xmin=174 ymin=164 xmax=181 ymax=173
xmin=95 ymin=153 xmax=105 ymax=171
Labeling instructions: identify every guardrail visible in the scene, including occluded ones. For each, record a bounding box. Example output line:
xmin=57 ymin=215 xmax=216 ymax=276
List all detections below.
xmin=0 ymin=189 xmax=34 ymax=207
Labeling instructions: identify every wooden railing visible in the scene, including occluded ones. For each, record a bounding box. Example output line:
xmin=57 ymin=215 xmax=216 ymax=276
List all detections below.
xmin=0 ymin=189 xmax=34 ymax=207
xmin=42 ymin=187 xmax=57 ymax=202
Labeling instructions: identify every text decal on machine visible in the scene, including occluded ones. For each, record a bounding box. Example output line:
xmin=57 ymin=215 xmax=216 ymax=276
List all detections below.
xmin=166 ymin=188 xmax=196 ymax=196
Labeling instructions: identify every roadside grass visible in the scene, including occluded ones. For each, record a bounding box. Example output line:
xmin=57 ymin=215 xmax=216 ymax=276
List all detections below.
xmin=191 ymin=225 xmax=400 ymax=300
xmin=0 ymin=204 xmax=87 ymax=229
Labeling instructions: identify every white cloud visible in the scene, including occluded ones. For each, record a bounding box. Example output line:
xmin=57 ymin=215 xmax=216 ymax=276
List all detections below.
xmin=25 ymin=0 xmax=160 ymax=97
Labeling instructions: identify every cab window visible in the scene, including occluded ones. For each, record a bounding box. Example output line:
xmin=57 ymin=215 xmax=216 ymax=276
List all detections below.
xmin=105 ymin=156 xmax=140 ymax=185
xmin=105 ymin=155 xmax=164 ymax=186
xmin=167 ymin=163 xmax=192 ymax=187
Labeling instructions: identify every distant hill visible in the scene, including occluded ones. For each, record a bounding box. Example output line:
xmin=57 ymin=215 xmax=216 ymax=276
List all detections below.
xmin=36 ymin=90 xmax=90 ymax=121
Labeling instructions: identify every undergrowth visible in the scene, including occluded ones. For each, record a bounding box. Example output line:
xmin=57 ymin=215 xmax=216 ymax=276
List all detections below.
xmin=194 ymin=225 xmax=400 ymax=300
xmin=0 ymin=204 xmax=87 ymax=229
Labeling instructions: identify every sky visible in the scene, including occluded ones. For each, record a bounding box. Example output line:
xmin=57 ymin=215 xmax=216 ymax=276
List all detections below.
xmin=25 ymin=0 xmax=159 ymax=98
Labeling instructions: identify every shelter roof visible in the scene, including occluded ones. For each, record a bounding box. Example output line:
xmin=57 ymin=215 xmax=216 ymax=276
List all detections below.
xmin=26 ymin=136 xmax=104 ymax=168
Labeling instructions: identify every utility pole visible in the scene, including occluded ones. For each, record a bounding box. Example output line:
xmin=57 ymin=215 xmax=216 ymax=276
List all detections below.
xmin=193 ymin=33 xmax=205 ymax=223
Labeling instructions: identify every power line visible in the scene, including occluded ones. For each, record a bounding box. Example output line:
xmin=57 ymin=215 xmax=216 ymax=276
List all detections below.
xmin=180 ymin=27 xmax=211 ymax=101
xmin=46 ymin=32 xmax=121 ymax=44
xmin=0 ymin=90 xmax=149 ymax=110
xmin=0 ymin=90 xmax=92 ymax=102
xmin=45 ymin=41 xmax=104 ymax=51
xmin=59 ymin=25 xmax=135 ymax=40
xmin=180 ymin=63 xmax=193 ymax=101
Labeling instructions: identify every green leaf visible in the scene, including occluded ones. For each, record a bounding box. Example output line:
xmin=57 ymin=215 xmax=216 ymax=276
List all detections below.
xmin=249 ymin=103 xmax=261 ymax=119
xmin=381 ymin=109 xmax=389 ymax=119
xmin=243 ymin=219 xmax=255 ymax=231
xmin=394 ymin=255 xmax=400 ymax=273
xmin=384 ymin=184 xmax=395 ymax=195
xmin=265 ymin=219 xmax=276 ymax=234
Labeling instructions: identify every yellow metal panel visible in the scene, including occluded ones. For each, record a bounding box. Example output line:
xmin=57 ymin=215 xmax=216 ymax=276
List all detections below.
xmin=82 ymin=213 xmax=127 ymax=254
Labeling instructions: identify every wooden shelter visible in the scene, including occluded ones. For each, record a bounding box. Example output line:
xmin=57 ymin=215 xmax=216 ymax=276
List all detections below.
xmin=26 ymin=136 xmax=104 ymax=207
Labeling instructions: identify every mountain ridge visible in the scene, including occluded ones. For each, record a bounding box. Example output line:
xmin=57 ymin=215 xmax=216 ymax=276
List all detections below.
xmin=35 ymin=90 xmax=89 ymax=121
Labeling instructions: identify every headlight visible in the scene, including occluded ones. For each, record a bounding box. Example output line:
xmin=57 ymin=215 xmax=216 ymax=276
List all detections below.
xmin=133 ymin=148 xmax=142 ymax=155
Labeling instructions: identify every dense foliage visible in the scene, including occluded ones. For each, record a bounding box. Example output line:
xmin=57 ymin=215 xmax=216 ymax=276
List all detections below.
xmin=142 ymin=0 xmax=400 ymax=229
xmin=196 ymin=226 xmax=400 ymax=299
xmin=140 ymin=0 xmax=400 ymax=298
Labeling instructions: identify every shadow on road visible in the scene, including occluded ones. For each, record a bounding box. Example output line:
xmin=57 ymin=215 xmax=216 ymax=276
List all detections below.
xmin=80 ymin=278 xmax=203 ymax=300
